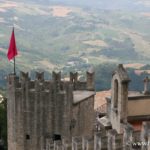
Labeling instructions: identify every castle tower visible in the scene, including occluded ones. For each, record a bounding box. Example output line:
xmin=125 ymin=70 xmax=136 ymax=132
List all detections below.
xmin=7 ymin=74 xmax=21 ymax=150
xmin=7 ymin=71 xmax=95 ymax=150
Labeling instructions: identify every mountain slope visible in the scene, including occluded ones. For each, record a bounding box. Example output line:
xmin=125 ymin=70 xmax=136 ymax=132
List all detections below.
xmin=0 ymin=0 xmax=150 ymax=73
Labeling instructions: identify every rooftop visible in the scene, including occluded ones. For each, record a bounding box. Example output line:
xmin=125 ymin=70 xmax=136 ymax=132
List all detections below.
xmin=128 ymin=91 xmax=150 ymax=100
xmin=73 ymin=90 xmax=95 ymax=104
xmin=105 ymin=90 xmax=150 ymax=101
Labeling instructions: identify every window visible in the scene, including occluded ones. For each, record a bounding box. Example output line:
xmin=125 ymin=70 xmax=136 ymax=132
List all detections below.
xmin=52 ymin=134 xmax=61 ymax=141
xmin=26 ymin=134 xmax=30 ymax=140
xmin=114 ymin=79 xmax=118 ymax=109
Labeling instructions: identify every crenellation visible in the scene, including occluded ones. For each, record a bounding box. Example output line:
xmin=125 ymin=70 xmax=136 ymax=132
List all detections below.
xmin=52 ymin=71 xmax=61 ymax=82
xmin=7 ymin=66 xmax=150 ymax=150
xmin=6 ymin=70 xmax=95 ymax=149
xmin=10 ymin=71 xmax=96 ymax=92
xmin=7 ymin=74 xmax=20 ymax=87
xmin=70 ymin=72 xmax=78 ymax=83
xmin=70 ymin=72 xmax=78 ymax=90
xmin=35 ymin=72 xmax=44 ymax=81
xmin=20 ymin=72 xmax=30 ymax=82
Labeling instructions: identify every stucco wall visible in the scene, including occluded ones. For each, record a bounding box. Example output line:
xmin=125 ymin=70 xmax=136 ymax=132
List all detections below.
xmin=128 ymin=99 xmax=150 ymax=116
xmin=72 ymin=96 xmax=94 ymax=137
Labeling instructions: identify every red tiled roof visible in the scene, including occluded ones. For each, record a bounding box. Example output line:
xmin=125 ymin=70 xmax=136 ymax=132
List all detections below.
xmin=95 ymin=90 xmax=111 ymax=109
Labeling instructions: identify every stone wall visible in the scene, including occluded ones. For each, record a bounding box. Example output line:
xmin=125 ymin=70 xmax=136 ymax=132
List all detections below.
xmin=72 ymin=96 xmax=94 ymax=137
xmin=45 ymin=121 xmax=150 ymax=150
xmin=7 ymin=71 xmax=95 ymax=150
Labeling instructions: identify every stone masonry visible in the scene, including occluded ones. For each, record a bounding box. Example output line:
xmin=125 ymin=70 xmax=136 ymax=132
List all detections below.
xmin=7 ymin=65 xmax=150 ymax=150
xmin=7 ymin=71 xmax=95 ymax=150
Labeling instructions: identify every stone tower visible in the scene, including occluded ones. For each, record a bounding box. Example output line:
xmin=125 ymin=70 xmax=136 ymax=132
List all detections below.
xmin=110 ymin=64 xmax=130 ymax=133
xmin=7 ymin=71 xmax=95 ymax=150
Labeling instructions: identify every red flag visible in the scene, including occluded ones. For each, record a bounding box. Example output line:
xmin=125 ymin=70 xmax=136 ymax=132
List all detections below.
xmin=7 ymin=28 xmax=18 ymax=60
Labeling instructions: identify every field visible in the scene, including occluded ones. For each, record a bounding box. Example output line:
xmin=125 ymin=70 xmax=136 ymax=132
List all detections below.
xmin=0 ymin=0 xmax=150 ymax=76
xmin=51 ymin=6 xmax=72 ymax=17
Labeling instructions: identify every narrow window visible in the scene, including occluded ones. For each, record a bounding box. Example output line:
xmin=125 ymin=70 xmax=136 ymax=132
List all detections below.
xmin=53 ymin=134 xmax=61 ymax=141
xmin=114 ymin=79 xmax=118 ymax=108
xmin=26 ymin=134 xmax=30 ymax=140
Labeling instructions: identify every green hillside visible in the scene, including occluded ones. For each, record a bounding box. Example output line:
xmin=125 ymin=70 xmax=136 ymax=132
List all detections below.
xmin=0 ymin=0 xmax=150 ymax=74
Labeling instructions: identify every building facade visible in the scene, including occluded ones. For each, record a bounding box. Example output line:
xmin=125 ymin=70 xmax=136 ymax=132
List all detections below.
xmin=7 ymin=71 xmax=95 ymax=150
xmin=7 ymin=65 xmax=150 ymax=150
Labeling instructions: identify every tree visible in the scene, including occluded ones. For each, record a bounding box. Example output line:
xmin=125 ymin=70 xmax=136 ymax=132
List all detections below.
xmin=0 ymin=96 xmax=7 ymax=150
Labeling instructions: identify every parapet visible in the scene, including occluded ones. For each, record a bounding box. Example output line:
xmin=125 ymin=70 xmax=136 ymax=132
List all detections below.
xmin=7 ymin=71 xmax=95 ymax=92
xmin=7 ymin=73 xmax=20 ymax=87
xmin=70 ymin=72 xmax=78 ymax=83
xmin=45 ymin=121 xmax=150 ymax=150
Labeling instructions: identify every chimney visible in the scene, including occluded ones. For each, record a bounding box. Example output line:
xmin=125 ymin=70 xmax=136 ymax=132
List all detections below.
xmin=143 ymin=76 xmax=150 ymax=95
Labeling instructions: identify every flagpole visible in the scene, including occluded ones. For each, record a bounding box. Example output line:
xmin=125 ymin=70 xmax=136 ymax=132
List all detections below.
xmin=14 ymin=57 xmax=16 ymax=75
xmin=7 ymin=26 xmax=18 ymax=75
xmin=13 ymin=26 xmax=16 ymax=75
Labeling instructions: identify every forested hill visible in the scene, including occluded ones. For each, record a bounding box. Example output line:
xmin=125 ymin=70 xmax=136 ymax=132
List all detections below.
xmin=0 ymin=0 xmax=150 ymax=91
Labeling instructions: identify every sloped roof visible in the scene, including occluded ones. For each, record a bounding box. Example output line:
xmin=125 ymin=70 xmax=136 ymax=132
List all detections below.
xmin=73 ymin=90 xmax=95 ymax=104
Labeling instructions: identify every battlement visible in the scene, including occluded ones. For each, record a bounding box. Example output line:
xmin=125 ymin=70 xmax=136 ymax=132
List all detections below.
xmin=7 ymin=70 xmax=95 ymax=150
xmin=7 ymin=71 xmax=95 ymax=92
xmin=45 ymin=121 xmax=150 ymax=150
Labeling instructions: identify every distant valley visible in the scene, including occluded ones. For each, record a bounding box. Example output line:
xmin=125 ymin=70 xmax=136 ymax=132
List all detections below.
xmin=0 ymin=0 xmax=150 ymax=90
